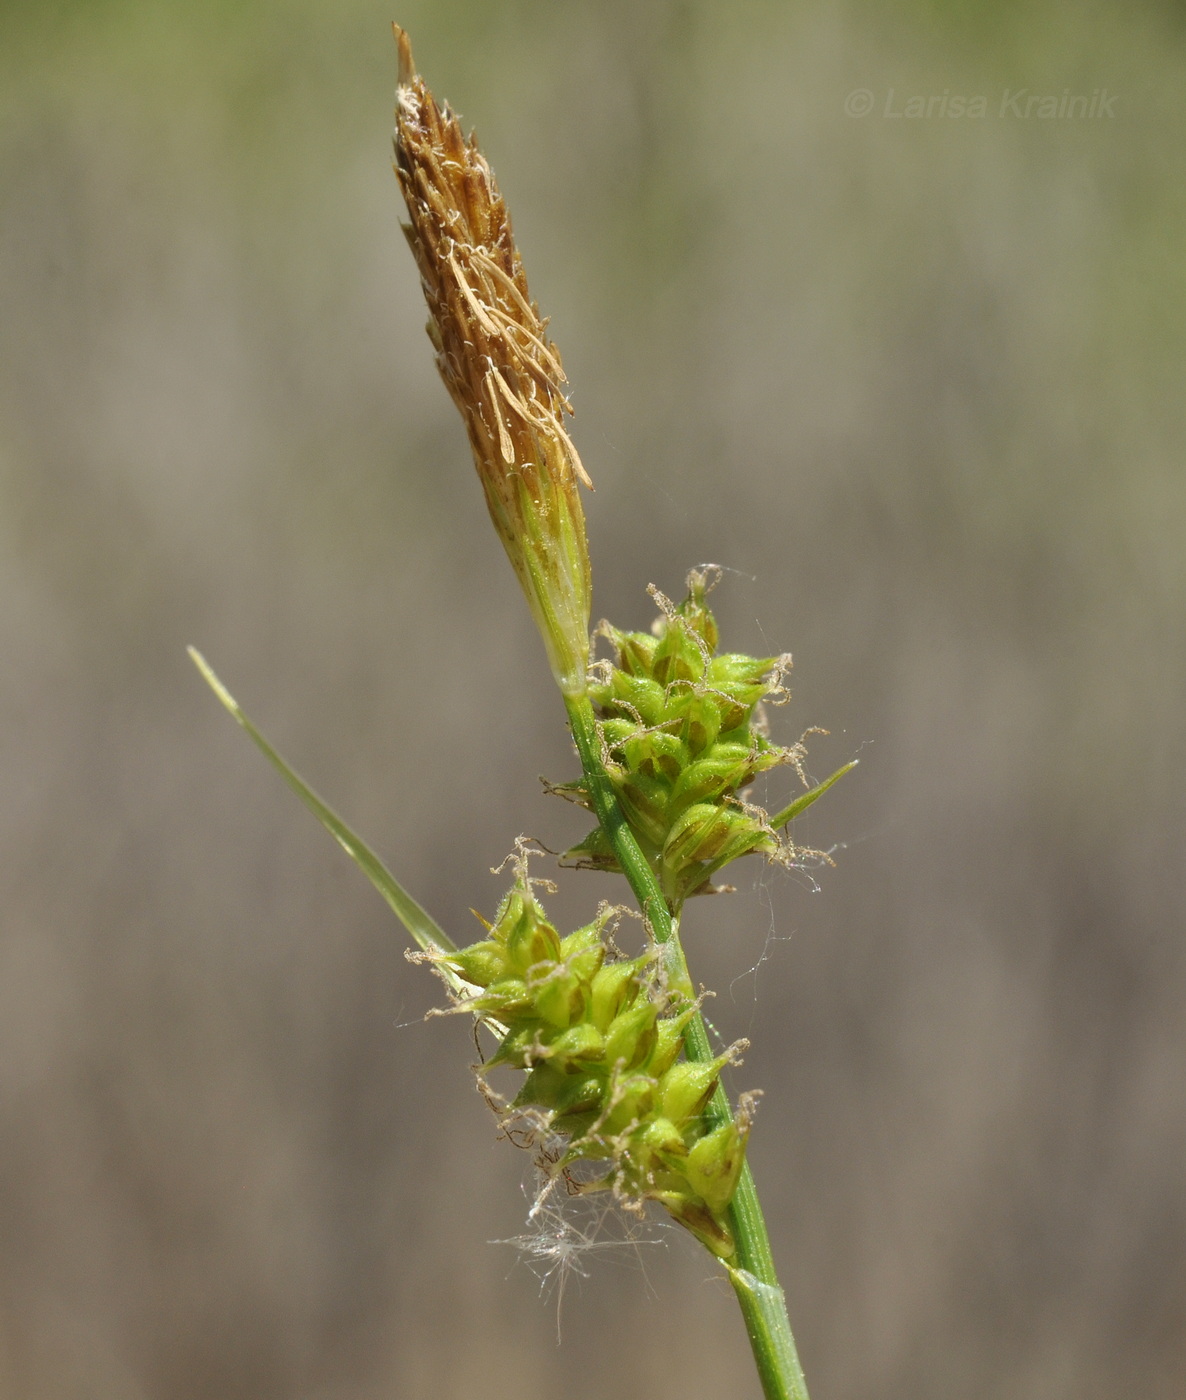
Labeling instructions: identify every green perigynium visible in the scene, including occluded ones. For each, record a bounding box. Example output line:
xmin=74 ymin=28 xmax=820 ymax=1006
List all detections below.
xmin=416 ymin=848 xmax=755 ymax=1258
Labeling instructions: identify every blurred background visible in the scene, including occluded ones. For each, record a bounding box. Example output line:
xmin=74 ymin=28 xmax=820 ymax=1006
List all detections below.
xmin=2 ymin=1 xmax=1184 ymax=1396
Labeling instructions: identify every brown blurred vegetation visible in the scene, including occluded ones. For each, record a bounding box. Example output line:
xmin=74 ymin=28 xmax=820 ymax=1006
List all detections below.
xmin=2 ymin=1 xmax=1184 ymax=1396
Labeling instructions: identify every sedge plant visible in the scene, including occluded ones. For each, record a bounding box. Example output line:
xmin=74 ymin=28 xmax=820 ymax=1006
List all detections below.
xmin=191 ymin=27 xmax=854 ymax=1400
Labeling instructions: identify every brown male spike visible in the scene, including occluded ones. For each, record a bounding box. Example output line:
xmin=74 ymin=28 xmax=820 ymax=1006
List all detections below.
xmin=392 ymin=25 xmax=593 ymax=696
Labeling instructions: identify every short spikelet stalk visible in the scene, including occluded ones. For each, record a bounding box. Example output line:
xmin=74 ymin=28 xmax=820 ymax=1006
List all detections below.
xmin=393 ymin=26 xmax=592 ymax=697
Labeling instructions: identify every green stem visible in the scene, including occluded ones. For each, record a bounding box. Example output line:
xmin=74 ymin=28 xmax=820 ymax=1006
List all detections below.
xmin=565 ymin=693 xmax=809 ymax=1400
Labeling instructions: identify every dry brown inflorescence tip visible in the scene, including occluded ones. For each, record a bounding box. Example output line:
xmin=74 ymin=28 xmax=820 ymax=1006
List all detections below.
xmin=392 ymin=25 xmax=593 ymax=696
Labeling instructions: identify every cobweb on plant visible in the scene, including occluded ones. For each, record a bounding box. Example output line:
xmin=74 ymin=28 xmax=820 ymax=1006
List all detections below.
xmin=492 ymin=1170 xmax=666 ymax=1341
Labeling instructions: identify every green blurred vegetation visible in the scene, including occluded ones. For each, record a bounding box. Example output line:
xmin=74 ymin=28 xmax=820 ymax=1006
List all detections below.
xmin=2 ymin=2 xmax=1184 ymax=1398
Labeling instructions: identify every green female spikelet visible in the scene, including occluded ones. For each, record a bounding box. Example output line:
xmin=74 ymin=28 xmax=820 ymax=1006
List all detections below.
xmin=416 ymin=849 xmax=755 ymax=1258
xmin=561 ymin=566 xmax=851 ymax=907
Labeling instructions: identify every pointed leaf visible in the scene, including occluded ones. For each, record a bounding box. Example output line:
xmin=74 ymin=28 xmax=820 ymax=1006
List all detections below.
xmin=767 ymin=760 xmax=858 ymax=832
xmin=188 ymin=648 xmax=459 ymax=967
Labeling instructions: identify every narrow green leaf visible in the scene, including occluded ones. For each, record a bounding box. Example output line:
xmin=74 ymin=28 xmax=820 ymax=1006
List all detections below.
xmin=767 ymin=760 xmax=858 ymax=832
xmin=188 ymin=647 xmax=458 ymax=964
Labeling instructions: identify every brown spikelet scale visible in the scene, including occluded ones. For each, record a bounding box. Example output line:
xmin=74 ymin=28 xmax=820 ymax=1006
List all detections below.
xmin=392 ymin=26 xmax=593 ymax=694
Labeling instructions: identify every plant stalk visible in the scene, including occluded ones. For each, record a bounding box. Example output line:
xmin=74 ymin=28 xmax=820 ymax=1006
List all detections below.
xmin=565 ymin=693 xmax=810 ymax=1400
